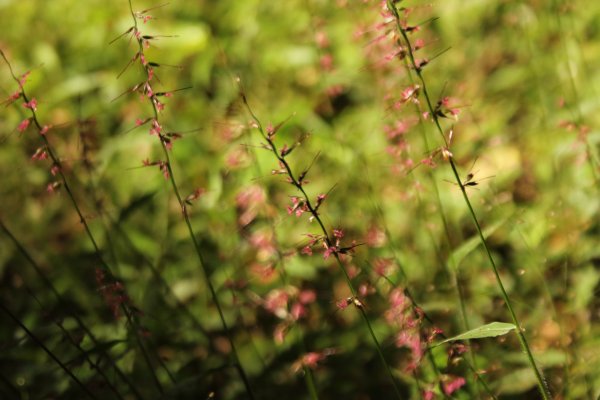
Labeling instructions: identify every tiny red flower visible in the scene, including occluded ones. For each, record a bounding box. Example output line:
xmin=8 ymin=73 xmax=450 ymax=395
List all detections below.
xmin=23 ymin=98 xmax=37 ymax=111
xmin=18 ymin=118 xmax=30 ymax=132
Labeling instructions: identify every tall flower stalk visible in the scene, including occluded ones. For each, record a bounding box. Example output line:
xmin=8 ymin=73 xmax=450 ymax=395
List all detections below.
xmin=114 ymin=1 xmax=256 ymax=397
xmin=240 ymin=83 xmax=404 ymax=398
xmin=385 ymin=1 xmax=552 ymax=398
xmin=0 ymin=49 xmax=164 ymax=395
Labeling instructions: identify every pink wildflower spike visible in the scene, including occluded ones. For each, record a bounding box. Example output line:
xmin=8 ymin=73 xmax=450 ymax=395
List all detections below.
xmin=18 ymin=118 xmax=31 ymax=133
xmin=443 ymin=376 xmax=466 ymax=396
xmin=23 ymin=98 xmax=37 ymax=111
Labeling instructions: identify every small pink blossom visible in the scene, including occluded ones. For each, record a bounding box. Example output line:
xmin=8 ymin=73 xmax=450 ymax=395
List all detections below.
xmin=290 ymin=302 xmax=305 ymax=320
xmin=323 ymin=245 xmax=338 ymax=259
xmin=23 ymin=98 xmax=37 ymax=111
xmin=301 ymin=245 xmax=313 ymax=256
xmin=31 ymin=147 xmax=48 ymax=161
xmin=443 ymin=376 xmax=466 ymax=396
xmin=18 ymin=118 xmax=30 ymax=132
xmin=46 ymin=182 xmax=61 ymax=193
xmin=315 ymin=31 xmax=330 ymax=48
xmin=40 ymin=125 xmax=51 ymax=135
xmin=264 ymin=289 xmax=289 ymax=317
xmin=320 ymin=54 xmax=334 ymax=71
xmin=298 ymin=289 xmax=316 ymax=304
xmin=50 ymin=164 xmax=60 ymax=176
xmin=336 ymin=298 xmax=350 ymax=310
xmin=19 ymin=71 xmax=31 ymax=86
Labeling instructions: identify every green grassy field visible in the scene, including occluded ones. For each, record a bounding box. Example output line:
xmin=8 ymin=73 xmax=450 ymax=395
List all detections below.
xmin=1 ymin=1 xmax=599 ymax=399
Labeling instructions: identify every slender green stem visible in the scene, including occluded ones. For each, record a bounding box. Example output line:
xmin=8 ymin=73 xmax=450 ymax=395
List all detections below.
xmin=241 ymin=91 xmax=403 ymax=399
xmin=1 ymin=49 xmax=163 ymax=395
xmin=0 ymin=219 xmax=146 ymax=400
xmin=386 ymin=1 xmax=551 ymax=398
xmin=243 ymin=134 xmax=320 ymax=398
xmin=0 ymin=302 xmax=100 ymax=400
xmin=123 ymin=2 xmax=255 ymax=397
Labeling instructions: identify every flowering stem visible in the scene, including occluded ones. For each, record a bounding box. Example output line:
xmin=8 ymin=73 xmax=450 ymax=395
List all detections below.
xmin=0 ymin=50 xmax=164 ymax=396
xmin=386 ymin=1 xmax=551 ymax=398
xmin=124 ymin=1 xmax=255 ymax=398
xmin=241 ymin=91 xmax=403 ymax=399
xmin=243 ymin=129 xmax=320 ymax=398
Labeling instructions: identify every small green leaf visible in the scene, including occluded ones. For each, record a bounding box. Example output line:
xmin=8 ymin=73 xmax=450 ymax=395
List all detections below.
xmin=433 ymin=322 xmax=516 ymax=347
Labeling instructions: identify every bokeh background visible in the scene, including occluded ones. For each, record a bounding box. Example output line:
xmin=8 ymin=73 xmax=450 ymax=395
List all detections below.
xmin=1 ymin=0 xmax=599 ymax=399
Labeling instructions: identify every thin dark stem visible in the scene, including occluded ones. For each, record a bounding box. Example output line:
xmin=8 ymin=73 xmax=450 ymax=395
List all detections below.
xmin=24 ymin=286 xmax=126 ymax=400
xmin=0 ymin=302 xmax=100 ymax=400
xmin=0 ymin=219 xmax=146 ymax=400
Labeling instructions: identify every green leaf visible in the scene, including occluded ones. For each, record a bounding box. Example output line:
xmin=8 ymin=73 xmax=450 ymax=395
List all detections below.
xmin=433 ymin=322 xmax=516 ymax=347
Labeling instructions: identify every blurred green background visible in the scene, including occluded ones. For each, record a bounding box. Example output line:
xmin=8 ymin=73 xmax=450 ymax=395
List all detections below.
xmin=1 ymin=0 xmax=599 ymax=399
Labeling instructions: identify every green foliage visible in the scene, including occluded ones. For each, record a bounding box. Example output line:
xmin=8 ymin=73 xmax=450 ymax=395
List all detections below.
xmin=1 ymin=0 xmax=599 ymax=399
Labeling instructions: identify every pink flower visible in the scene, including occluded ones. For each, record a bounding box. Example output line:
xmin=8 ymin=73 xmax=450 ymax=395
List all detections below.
xmin=320 ymin=54 xmax=334 ymax=71
xmin=40 ymin=125 xmax=51 ymax=135
xmin=290 ymin=302 xmax=305 ymax=320
xmin=298 ymin=289 xmax=316 ymax=304
xmin=336 ymin=298 xmax=350 ymax=310
xmin=323 ymin=245 xmax=338 ymax=259
xmin=46 ymin=182 xmax=60 ymax=193
xmin=23 ymin=98 xmax=37 ymax=111
xmin=423 ymin=390 xmax=435 ymax=400
xmin=263 ymin=289 xmax=289 ymax=317
xmin=443 ymin=376 xmax=466 ymax=396
xmin=301 ymin=245 xmax=313 ymax=256
xmin=18 ymin=119 xmax=30 ymax=132
xmin=31 ymin=147 xmax=48 ymax=161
